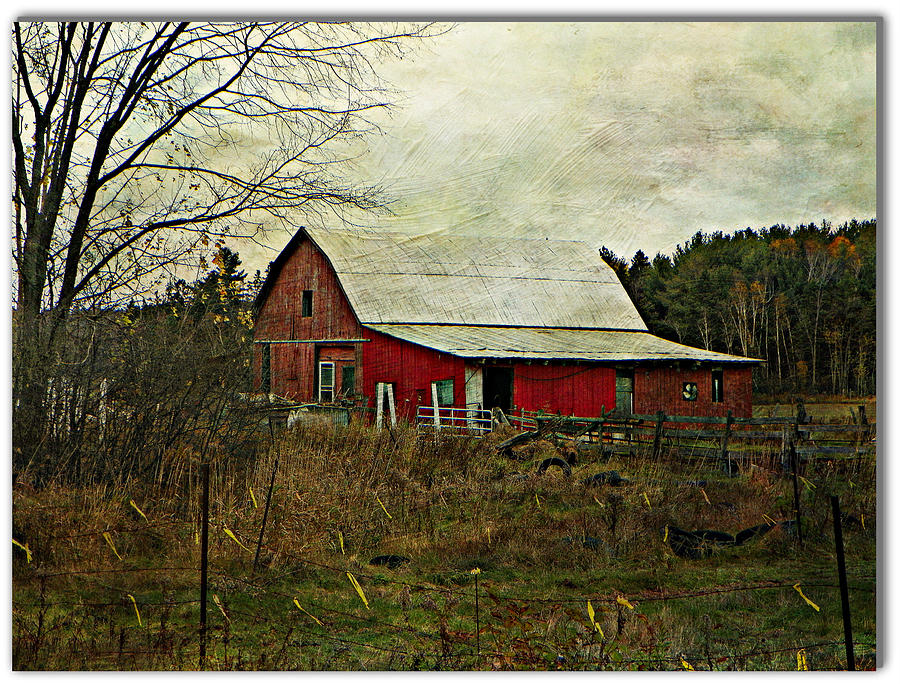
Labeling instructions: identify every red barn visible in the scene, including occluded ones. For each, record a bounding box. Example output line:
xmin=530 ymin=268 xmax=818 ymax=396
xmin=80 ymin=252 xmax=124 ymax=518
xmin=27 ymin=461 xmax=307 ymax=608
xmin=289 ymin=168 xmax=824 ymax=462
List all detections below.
xmin=252 ymin=227 xmax=760 ymax=425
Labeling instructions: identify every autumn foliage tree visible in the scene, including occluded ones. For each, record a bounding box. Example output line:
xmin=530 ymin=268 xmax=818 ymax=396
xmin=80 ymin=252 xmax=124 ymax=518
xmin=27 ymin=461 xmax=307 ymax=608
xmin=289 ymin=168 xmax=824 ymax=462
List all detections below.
xmin=601 ymin=219 xmax=876 ymax=397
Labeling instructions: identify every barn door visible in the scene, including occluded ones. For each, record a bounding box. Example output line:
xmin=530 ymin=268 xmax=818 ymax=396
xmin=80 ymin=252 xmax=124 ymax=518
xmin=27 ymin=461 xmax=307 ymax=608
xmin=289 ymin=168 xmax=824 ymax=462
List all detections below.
xmin=615 ymin=369 xmax=634 ymax=415
xmin=318 ymin=362 xmax=335 ymax=402
xmin=317 ymin=345 xmax=356 ymax=401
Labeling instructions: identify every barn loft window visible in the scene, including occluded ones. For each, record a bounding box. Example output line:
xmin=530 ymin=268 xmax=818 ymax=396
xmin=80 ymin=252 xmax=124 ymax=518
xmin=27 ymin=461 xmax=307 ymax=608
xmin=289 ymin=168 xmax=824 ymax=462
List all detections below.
xmin=301 ymin=290 xmax=314 ymax=317
xmin=711 ymin=369 xmax=724 ymax=403
xmin=432 ymin=379 xmax=455 ymax=406
xmin=260 ymin=343 xmax=271 ymax=393
xmin=318 ymin=361 xmax=335 ymax=402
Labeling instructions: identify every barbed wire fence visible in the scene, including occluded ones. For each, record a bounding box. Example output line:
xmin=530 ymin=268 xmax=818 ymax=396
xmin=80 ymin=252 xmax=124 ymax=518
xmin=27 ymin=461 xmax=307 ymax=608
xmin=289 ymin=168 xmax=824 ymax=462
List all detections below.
xmin=12 ymin=490 xmax=876 ymax=672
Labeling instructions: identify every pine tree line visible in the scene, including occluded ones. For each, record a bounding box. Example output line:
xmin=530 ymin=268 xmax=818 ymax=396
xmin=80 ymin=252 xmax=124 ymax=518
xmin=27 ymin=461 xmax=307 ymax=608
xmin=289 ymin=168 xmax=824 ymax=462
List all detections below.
xmin=600 ymin=219 xmax=876 ymax=397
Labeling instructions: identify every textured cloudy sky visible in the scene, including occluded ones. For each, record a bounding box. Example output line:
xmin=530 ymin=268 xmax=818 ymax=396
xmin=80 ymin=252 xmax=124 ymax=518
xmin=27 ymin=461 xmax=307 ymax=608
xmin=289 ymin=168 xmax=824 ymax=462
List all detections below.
xmin=252 ymin=20 xmax=876 ymax=270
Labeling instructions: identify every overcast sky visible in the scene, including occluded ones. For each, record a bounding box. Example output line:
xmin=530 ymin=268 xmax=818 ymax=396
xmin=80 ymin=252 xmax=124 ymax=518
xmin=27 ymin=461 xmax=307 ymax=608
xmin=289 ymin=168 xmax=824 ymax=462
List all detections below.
xmin=250 ymin=20 xmax=876 ymax=273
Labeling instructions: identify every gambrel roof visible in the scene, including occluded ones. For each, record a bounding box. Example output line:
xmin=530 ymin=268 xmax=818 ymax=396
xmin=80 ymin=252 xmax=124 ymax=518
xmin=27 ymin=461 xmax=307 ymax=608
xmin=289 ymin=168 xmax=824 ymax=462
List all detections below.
xmin=257 ymin=227 xmax=760 ymax=364
xmin=304 ymin=227 xmax=648 ymax=330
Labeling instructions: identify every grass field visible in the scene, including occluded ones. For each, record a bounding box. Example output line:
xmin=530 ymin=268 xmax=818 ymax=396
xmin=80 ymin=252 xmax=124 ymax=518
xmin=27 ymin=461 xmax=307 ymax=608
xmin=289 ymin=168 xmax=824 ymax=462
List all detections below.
xmin=753 ymin=396 xmax=877 ymax=423
xmin=12 ymin=400 xmax=877 ymax=671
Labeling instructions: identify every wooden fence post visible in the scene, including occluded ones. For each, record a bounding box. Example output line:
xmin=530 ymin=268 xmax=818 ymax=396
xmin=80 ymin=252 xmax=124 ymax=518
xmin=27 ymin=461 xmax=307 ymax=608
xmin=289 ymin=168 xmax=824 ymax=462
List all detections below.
xmin=36 ymin=574 xmax=46 ymax=657
xmin=796 ymin=398 xmax=807 ymax=425
xmin=376 ymin=382 xmax=384 ymax=429
xmin=780 ymin=426 xmax=791 ymax=473
xmin=830 ymin=495 xmax=856 ymax=671
xmin=857 ymin=404 xmax=873 ymax=449
xmin=652 ymin=411 xmax=666 ymax=459
xmin=790 ymin=403 xmax=803 ymax=470
xmin=720 ymin=410 xmax=734 ymax=474
xmin=599 ymin=406 xmax=607 ymax=457
xmin=856 ymin=404 xmax=872 ymax=472
xmin=790 ymin=443 xmax=804 ymax=546
xmin=199 ymin=461 xmax=210 ymax=669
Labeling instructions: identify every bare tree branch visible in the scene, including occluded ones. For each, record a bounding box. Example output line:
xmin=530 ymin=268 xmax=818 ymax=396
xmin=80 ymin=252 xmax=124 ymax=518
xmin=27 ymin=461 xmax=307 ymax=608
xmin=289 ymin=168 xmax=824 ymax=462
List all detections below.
xmin=12 ymin=21 xmax=443 ymax=317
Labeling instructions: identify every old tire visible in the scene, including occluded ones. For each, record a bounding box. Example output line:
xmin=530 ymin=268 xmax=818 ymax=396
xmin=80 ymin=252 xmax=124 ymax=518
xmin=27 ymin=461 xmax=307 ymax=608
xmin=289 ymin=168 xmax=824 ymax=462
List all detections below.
xmin=537 ymin=457 xmax=572 ymax=477
xmin=369 ymin=554 xmax=410 ymax=569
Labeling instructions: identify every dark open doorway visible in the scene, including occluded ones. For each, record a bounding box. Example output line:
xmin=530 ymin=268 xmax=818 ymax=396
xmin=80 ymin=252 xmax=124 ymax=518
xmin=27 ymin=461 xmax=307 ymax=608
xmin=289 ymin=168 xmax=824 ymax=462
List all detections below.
xmin=483 ymin=366 xmax=514 ymax=412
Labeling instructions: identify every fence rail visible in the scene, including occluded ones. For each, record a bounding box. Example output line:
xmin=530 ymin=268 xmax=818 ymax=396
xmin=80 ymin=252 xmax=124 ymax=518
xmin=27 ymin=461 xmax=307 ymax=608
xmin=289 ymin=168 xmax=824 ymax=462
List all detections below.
xmin=413 ymin=401 xmax=875 ymax=468
xmin=415 ymin=406 xmax=493 ymax=436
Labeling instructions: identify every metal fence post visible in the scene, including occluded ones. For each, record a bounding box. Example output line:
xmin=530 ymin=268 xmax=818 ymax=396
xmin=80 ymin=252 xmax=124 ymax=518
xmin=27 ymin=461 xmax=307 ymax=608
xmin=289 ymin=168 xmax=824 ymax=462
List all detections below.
xmin=471 ymin=568 xmax=481 ymax=665
xmin=253 ymin=456 xmax=279 ymax=573
xmin=830 ymin=495 xmax=856 ymax=671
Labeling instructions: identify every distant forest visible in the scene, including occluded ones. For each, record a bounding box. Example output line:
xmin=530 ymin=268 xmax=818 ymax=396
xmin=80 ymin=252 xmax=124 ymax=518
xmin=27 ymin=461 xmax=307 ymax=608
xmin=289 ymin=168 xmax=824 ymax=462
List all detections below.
xmin=599 ymin=219 xmax=876 ymax=398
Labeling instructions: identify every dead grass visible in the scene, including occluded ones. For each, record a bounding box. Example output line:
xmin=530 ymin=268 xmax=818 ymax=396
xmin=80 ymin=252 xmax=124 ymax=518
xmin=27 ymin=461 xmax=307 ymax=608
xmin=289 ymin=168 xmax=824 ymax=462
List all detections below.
xmin=12 ymin=415 xmax=877 ymax=670
xmin=754 ymin=396 xmax=877 ymax=423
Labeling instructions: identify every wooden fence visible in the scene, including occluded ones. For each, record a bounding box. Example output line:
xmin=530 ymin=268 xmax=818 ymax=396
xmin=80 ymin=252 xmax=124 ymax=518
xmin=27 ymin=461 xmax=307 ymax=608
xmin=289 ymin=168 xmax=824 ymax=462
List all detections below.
xmin=257 ymin=396 xmax=876 ymax=473
xmin=515 ymin=402 xmax=875 ymax=470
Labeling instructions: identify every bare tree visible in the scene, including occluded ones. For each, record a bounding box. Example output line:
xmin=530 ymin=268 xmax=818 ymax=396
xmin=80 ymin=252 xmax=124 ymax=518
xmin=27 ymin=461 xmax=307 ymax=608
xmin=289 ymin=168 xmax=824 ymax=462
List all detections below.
xmin=12 ymin=21 xmax=438 ymax=317
xmin=11 ymin=21 xmax=441 ymax=477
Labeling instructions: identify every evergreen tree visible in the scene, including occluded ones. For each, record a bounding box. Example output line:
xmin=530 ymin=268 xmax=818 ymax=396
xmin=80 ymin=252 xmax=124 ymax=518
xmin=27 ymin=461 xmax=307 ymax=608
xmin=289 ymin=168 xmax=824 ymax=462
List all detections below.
xmin=600 ymin=219 xmax=876 ymax=397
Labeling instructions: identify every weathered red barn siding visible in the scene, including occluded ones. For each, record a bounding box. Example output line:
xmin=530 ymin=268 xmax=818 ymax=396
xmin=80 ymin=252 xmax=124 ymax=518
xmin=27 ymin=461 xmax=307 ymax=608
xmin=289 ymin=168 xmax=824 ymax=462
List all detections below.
xmin=512 ymin=363 xmax=616 ymax=416
xmin=361 ymin=328 xmax=466 ymax=421
xmin=633 ymin=365 xmax=752 ymax=418
xmin=359 ymin=346 xmax=620 ymax=420
xmin=253 ymin=236 xmax=363 ymax=399
xmin=362 ymin=338 xmax=621 ymax=421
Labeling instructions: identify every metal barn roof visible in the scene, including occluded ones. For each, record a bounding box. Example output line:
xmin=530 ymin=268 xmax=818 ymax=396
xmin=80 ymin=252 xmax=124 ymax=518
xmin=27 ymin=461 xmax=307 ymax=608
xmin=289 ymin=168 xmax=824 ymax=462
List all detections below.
xmin=365 ymin=324 xmax=760 ymax=364
xmin=304 ymin=227 xmax=648 ymax=330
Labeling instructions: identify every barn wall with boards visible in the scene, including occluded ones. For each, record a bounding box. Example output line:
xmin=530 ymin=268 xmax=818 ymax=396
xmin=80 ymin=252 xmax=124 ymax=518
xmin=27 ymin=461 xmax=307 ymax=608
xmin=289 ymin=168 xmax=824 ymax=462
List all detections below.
xmin=361 ymin=328 xmax=467 ymax=421
xmin=511 ymin=363 xmax=616 ymax=418
xmin=634 ymin=365 xmax=754 ymax=419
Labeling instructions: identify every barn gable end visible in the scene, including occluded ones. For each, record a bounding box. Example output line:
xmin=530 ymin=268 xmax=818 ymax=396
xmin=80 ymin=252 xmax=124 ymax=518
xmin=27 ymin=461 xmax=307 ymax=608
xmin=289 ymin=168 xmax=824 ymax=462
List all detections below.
xmin=253 ymin=232 xmax=365 ymax=400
